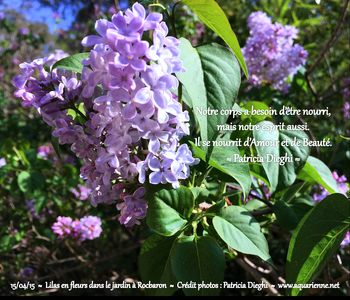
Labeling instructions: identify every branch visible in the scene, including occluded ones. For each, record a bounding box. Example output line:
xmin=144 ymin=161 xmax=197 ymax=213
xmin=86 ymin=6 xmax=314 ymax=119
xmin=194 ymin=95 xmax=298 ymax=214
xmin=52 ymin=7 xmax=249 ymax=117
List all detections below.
xmin=307 ymin=0 xmax=349 ymax=75
xmin=251 ymin=207 xmax=273 ymax=217
xmin=305 ymin=0 xmax=349 ymax=100
xmin=35 ymin=244 xmax=140 ymax=282
xmin=253 ymin=194 xmax=273 ymax=208
xmin=305 ymin=74 xmax=318 ymax=99
xmin=236 ymin=256 xmax=281 ymax=296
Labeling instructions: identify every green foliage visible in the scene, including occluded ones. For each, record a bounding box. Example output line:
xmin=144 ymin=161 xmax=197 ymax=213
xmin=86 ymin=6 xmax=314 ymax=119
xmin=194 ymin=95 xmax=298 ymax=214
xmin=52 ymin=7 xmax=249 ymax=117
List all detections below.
xmin=176 ymin=38 xmax=208 ymax=140
xmin=298 ymin=156 xmax=340 ymax=193
xmin=241 ymin=101 xmax=272 ymax=124
xmin=190 ymin=142 xmax=251 ymax=199
xmin=171 ymin=235 xmax=225 ymax=296
xmin=146 ymin=186 xmax=194 ymax=236
xmin=182 ymin=0 xmax=248 ymax=77
xmin=17 ymin=170 xmax=45 ymax=195
xmin=213 ymin=206 xmax=271 ymax=262
xmin=273 ymin=200 xmax=299 ymax=230
xmin=286 ymin=194 xmax=350 ymax=296
xmin=139 ymin=234 xmax=178 ymax=296
xmin=1 ymin=0 xmax=349 ymax=296
xmin=177 ymin=41 xmax=241 ymax=141
xmin=253 ymin=121 xmax=310 ymax=192
xmin=52 ymin=53 xmax=89 ymax=73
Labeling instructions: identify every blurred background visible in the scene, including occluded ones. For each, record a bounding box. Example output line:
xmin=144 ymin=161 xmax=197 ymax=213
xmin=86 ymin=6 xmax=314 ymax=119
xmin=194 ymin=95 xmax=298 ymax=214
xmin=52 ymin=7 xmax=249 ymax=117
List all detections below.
xmin=0 ymin=0 xmax=349 ymax=296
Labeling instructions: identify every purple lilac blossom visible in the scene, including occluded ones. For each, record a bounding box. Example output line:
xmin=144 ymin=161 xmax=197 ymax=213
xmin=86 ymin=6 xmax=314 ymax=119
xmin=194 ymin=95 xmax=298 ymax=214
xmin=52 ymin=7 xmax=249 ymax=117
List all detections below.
xmin=12 ymin=57 xmax=20 ymax=65
xmin=342 ymin=78 xmax=350 ymax=100
xmin=342 ymin=102 xmax=350 ymax=120
xmin=13 ymin=2 xmax=198 ymax=228
xmin=25 ymin=200 xmax=44 ymax=221
xmin=52 ymin=215 xmax=102 ymax=241
xmin=25 ymin=199 xmax=52 ymax=221
xmin=71 ymin=184 xmax=92 ymax=201
xmin=0 ymin=12 xmax=5 ymax=21
xmin=78 ymin=216 xmax=103 ymax=240
xmin=117 ymin=187 xmax=147 ymax=227
xmin=19 ymin=267 xmax=35 ymax=278
xmin=0 ymin=157 xmax=6 ymax=168
xmin=190 ymin=23 xmax=205 ymax=45
xmin=52 ymin=216 xmax=74 ymax=237
xmin=108 ymin=6 xmax=118 ymax=15
xmin=342 ymin=78 xmax=350 ymax=120
xmin=341 ymin=231 xmax=350 ymax=248
xmin=312 ymin=171 xmax=349 ymax=202
xmin=242 ymin=11 xmax=308 ymax=92
xmin=248 ymin=177 xmax=272 ymax=200
xmin=19 ymin=27 xmax=30 ymax=35
xmin=37 ymin=144 xmax=54 ymax=159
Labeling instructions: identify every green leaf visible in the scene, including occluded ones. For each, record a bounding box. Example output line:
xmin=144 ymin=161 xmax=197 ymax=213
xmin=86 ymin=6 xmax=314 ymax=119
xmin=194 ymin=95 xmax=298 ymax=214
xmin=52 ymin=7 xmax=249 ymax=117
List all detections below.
xmin=17 ymin=170 xmax=45 ymax=194
xmin=17 ymin=171 xmax=31 ymax=193
xmin=279 ymin=0 xmax=291 ymax=18
xmin=205 ymin=199 xmax=226 ymax=215
xmin=253 ymin=121 xmax=279 ymax=192
xmin=286 ymin=194 xmax=350 ymax=296
xmin=241 ymin=101 xmax=272 ymax=124
xmin=139 ymin=234 xmax=177 ymax=296
xmin=190 ymin=187 xmax=212 ymax=204
xmin=177 ymin=42 xmax=240 ymax=141
xmin=289 ymin=196 xmax=314 ymax=222
xmin=52 ymin=53 xmax=89 ymax=73
xmin=182 ymin=0 xmax=248 ymax=77
xmin=190 ymin=142 xmax=251 ymax=199
xmin=273 ymin=201 xmax=299 ymax=230
xmin=146 ymin=186 xmax=194 ymax=236
xmin=244 ymin=199 xmax=267 ymax=212
xmin=197 ymin=44 xmax=241 ymax=141
xmin=213 ymin=206 xmax=271 ymax=262
xmin=67 ymin=108 xmax=77 ymax=119
xmin=278 ymin=129 xmax=309 ymax=189
xmin=177 ymin=38 xmax=207 ymax=141
xmin=279 ymin=182 xmax=306 ymax=203
xmin=298 ymin=156 xmax=340 ymax=193
xmin=253 ymin=121 xmax=310 ymax=192
xmin=171 ymin=235 xmax=225 ymax=296
xmin=34 ymin=193 xmax=48 ymax=213
xmin=0 ymin=235 xmax=16 ymax=253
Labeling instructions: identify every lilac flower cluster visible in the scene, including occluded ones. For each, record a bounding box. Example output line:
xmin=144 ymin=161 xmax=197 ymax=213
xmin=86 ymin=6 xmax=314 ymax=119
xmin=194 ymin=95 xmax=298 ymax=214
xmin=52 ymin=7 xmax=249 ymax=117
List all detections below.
xmin=13 ymin=2 xmax=197 ymax=227
xmin=242 ymin=11 xmax=308 ymax=92
xmin=52 ymin=215 xmax=102 ymax=241
xmin=312 ymin=171 xmax=349 ymax=202
xmin=12 ymin=49 xmax=77 ymax=118
xmin=71 ymin=184 xmax=92 ymax=201
xmin=80 ymin=3 xmax=197 ymax=221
